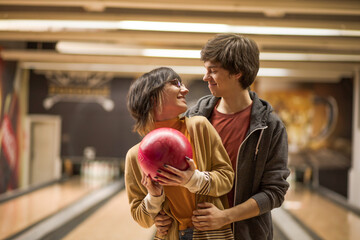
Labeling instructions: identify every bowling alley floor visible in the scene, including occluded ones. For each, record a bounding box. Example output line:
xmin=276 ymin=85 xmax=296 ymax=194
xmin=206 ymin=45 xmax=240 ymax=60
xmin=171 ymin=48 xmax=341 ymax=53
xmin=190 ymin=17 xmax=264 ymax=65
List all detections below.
xmin=0 ymin=176 xmax=155 ymax=240
xmin=1 ymin=177 xmax=359 ymax=240
xmin=279 ymin=182 xmax=360 ymax=240
xmin=0 ymin=177 xmax=101 ymax=239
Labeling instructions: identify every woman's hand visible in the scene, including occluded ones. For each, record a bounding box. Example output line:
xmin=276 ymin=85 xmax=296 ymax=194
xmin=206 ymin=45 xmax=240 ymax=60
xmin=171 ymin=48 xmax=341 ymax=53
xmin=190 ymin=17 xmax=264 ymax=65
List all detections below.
xmin=141 ymin=173 xmax=163 ymax=196
xmin=155 ymin=157 xmax=196 ymax=187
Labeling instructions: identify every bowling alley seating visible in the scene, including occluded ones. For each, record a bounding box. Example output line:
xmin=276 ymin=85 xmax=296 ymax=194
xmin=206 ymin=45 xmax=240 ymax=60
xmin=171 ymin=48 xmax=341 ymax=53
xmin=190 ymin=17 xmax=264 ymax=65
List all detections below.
xmin=289 ymin=147 xmax=351 ymax=197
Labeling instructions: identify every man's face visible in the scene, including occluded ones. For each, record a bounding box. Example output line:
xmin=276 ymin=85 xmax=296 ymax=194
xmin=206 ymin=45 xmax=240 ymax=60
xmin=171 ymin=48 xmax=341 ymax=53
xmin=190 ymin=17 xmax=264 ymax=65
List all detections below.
xmin=203 ymin=61 xmax=242 ymax=97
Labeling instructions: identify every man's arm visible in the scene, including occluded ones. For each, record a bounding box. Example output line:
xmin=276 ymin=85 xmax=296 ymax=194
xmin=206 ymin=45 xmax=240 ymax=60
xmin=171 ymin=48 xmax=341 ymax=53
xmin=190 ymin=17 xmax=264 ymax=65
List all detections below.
xmin=192 ymin=198 xmax=260 ymax=231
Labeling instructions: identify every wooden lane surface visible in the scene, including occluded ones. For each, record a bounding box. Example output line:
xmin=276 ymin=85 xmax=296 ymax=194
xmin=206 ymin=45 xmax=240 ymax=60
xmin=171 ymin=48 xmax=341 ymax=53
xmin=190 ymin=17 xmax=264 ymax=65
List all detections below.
xmin=0 ymin=177 xmax=102 ymax=239
xmin=63 ymin=190 xmax=156 ymax=240
xmin=284 ymin=183 xmax=360 ymax=240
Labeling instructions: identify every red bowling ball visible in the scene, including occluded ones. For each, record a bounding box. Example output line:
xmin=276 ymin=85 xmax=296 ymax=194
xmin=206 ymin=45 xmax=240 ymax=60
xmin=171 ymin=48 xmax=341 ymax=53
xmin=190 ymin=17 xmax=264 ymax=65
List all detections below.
xmin=138 ymin=127 xmax=193 ymax=179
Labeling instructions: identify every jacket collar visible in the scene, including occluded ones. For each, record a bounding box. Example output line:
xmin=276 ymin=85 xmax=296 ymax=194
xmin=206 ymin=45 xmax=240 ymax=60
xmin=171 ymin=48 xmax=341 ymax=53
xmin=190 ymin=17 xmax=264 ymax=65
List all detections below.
xmin=186 ymin=91 xmax=272 ymax=132
xmin=248 ymin=91 xmax=271 ymax=132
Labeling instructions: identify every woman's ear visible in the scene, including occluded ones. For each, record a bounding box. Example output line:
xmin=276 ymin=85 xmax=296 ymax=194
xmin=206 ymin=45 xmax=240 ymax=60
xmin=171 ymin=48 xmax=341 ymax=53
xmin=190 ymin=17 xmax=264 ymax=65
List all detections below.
xmin=152 ymin=95 xmax=161 ymax=115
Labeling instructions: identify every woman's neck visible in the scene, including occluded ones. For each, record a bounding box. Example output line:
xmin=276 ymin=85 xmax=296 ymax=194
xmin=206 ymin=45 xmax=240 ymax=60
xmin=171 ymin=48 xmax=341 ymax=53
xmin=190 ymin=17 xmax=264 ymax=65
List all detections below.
xmin=154 ymin=116 xmax=181 ymax=130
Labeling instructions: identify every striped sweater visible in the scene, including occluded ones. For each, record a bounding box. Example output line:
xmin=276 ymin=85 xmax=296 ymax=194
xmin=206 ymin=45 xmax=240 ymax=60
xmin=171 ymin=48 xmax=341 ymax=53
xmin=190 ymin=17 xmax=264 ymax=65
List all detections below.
xmin=125 ymin=116 xmax=234 ymax=240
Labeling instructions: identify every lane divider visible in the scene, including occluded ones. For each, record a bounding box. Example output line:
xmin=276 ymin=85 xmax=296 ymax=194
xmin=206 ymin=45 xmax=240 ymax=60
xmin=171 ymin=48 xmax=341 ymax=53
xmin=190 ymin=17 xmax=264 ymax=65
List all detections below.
xmin=8 ymin=180 xmax=124 ymax=240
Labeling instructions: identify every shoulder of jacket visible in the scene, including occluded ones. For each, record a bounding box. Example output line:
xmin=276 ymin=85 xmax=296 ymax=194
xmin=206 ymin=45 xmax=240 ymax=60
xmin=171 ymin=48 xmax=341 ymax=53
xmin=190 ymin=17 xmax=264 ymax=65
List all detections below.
xmin=267 ymin=111 xmax=285 ymax=127
xmin=198 ymin=94 xmax=214 ymax=102
xmin=185 ymin=116 xmax=216 ymax=140
xmin=260 ymin=113 xmax=286 ymax=138
xmin=186 ymin=95 xmax=216 ymax=116
xmin=188 ymin=115 xmax=208 ymax=122
xmin=126 ymin=142 xmax=140 ymax=158
xmin=186 ymin=115 xmax=211 ymax=127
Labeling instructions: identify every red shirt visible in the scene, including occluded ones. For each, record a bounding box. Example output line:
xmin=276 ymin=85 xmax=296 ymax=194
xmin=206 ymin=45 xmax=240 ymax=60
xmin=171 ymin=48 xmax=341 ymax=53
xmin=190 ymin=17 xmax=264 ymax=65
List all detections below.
xmin=211 ymin=101 xmax=252 ymax=207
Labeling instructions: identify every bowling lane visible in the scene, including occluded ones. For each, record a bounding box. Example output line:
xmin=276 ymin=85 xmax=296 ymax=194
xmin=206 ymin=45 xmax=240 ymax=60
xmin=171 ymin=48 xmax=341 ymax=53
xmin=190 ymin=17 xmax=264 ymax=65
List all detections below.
xmin=283 ymin=182 xmax=360 ymax=240
xmin=0 ymin=177 xmax=103 ymax=239
xmin=63 ymin=182 xmax=360 ymax=240
xmin=63 ymin=190 xmax=156 ymax=240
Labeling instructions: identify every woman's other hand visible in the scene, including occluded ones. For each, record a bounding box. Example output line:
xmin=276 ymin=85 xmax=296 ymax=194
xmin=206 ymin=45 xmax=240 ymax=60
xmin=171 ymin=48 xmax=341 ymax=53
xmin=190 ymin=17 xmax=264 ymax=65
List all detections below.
xmin=141 ymin=173 xmax=163 ymax=196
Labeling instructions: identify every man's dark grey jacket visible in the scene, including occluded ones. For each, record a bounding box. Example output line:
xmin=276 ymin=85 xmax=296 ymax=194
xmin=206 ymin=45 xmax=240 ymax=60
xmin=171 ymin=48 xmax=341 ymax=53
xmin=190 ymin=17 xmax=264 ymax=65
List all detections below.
xmin=185 ymin=91 xmax=290 ymax=240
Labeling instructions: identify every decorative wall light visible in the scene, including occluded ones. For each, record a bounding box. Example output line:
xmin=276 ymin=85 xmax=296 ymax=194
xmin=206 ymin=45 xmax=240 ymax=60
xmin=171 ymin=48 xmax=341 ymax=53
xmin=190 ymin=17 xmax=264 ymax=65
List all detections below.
xmin=41 ymin=71 xmax=115 ymax=111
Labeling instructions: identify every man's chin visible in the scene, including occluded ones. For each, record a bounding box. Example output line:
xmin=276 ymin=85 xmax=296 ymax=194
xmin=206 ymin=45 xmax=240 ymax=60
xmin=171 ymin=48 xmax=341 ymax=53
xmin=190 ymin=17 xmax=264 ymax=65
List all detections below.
xmin=209 ymin=90 xmax=219 ymax=97
xmin=208 ymin=86 xmax=219 ymax=96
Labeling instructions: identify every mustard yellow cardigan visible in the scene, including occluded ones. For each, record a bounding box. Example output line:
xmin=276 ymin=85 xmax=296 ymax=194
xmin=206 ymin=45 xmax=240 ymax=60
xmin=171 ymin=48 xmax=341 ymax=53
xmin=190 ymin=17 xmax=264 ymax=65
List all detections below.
xmin=125 ymin=116 xmax=234 ymax=240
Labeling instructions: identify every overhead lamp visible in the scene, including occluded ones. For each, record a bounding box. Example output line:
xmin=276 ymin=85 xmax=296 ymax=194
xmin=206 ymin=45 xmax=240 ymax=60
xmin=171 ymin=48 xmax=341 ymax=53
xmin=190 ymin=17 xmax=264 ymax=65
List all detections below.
xmin=56 ymin=41 xmax=360 ymax=62
xmin=20 ymin=62 xmax=350 ymax=82
xmin=260 ymin=53 xmax=360 ymax=62
xmin=56 ymin=41 xmax=199 ymax=58
xmin=117 ymin=21 xmax=229 ymax=33
xmin=143 ymin=49 xmax=200 ymax=58
xmin=20 ymin=61 xmax=292 ymax=77
xmin=119 ymin=21 xmax=360 ymax=37
xmin=56 ymin=42 xmax=144 ymax=56
xmin=1 ymin=19 xmax=360 ymax=37
xmin=0 ymin=20 xmax=118 ymax=31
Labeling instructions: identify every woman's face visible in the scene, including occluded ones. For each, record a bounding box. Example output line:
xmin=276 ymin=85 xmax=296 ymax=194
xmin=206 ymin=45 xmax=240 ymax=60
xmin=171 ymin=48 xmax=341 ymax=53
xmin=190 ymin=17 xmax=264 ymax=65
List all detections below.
xmin=155 ymin=78 xmax=189 ymax=121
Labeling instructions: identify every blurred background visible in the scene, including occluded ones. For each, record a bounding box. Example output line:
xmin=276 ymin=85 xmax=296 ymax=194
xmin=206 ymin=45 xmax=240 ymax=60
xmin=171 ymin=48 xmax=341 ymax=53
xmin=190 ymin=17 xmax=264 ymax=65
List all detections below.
xmin=0 ymin=0 xmax=359 ymax=239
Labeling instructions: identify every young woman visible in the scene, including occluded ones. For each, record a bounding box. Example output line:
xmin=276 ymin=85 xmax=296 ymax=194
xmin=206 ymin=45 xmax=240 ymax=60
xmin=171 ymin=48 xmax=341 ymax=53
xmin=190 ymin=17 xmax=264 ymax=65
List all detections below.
xmin=125 ymin=67 xmax=234 ymax=240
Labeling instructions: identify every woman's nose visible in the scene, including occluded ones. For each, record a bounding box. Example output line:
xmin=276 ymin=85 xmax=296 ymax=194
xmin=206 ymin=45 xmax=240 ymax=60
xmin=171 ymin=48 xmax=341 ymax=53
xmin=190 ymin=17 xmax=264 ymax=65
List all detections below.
xmin=180 ymin=85 xmax=189 ymax=95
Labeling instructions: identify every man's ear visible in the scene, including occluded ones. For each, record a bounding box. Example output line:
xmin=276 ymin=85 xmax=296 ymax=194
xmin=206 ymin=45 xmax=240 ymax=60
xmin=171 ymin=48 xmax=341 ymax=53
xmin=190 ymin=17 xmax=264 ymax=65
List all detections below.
xmin=235 ymin=72 xmax=243 ymax=80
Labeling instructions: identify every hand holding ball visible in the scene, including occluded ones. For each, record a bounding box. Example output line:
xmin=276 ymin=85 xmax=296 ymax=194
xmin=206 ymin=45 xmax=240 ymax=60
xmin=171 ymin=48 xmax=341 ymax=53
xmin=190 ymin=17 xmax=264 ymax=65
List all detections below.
xmin=138 ymin=128 xmax=193 ymax=179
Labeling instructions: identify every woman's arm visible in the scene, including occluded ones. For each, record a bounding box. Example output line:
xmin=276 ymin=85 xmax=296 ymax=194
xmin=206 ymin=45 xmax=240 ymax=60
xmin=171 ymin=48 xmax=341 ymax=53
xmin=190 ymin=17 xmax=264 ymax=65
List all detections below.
xmin=125 ymin=146 xmax=164 ymax=228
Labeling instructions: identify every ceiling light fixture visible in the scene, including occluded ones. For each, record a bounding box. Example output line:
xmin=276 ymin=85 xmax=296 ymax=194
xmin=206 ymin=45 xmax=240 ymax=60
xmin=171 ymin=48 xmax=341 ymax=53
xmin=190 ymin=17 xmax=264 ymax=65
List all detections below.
xmin=119 ymin=21 xmax=360 ymax=37
xmin=56 ymin=41 xmax=360 ymax=62
xmin=1 ymin=20 xmax=360 ymax=37
xmin=19 ymin=62 xmax=350 ymax=81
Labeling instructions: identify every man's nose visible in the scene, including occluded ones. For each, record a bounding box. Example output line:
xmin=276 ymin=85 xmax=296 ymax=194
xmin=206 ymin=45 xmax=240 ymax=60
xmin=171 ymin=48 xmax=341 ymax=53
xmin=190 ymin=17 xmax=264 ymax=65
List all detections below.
xmin=203 ymin=73 xmax=210 ymax=81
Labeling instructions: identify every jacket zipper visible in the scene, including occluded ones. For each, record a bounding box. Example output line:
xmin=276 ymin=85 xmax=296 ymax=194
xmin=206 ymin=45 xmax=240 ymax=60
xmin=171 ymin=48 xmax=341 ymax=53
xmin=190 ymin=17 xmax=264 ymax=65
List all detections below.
xmin=231 ymin=126 xmax=267 ymax=230
xmin=254 ymin=129 xmax=265 ymax=159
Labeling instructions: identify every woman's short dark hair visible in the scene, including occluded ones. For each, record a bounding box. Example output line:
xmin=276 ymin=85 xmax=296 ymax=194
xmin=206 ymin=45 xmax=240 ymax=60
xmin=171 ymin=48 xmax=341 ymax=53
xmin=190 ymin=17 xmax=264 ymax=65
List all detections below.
xmin=201 ymin=34 xmax=259 ymax=89
xmin=127 ymin=67 xmax=181 ymax=136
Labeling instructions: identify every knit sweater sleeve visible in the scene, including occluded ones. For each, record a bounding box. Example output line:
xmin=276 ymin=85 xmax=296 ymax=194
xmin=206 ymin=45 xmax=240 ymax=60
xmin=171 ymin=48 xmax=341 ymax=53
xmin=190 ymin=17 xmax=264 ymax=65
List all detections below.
xmin=183 ymin=169 xmax=210 ymax=194
xmin=186 ymin=116 xmax=234 ymax=197
xmin=125 ymin=145 xmax=160 ymax=228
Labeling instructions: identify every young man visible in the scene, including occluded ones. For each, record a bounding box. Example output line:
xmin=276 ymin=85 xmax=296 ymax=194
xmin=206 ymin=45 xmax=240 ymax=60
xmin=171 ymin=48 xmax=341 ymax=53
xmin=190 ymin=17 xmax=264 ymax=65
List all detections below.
xmin=155 ymin=34 xmax=290 ymax=239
